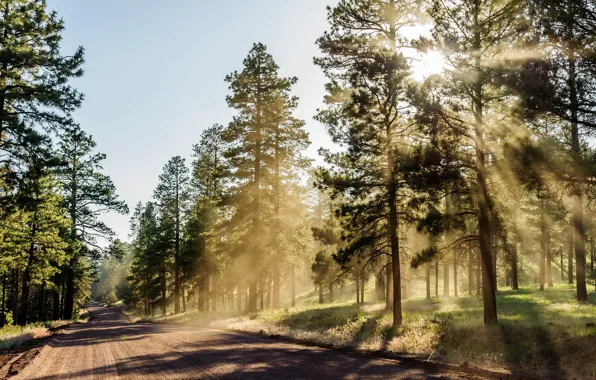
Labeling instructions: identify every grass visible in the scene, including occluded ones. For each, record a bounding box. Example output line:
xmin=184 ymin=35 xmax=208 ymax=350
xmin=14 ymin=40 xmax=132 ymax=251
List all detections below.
xmin=107 ymin=300 xmax=124 ymax=308
xmin=134 ymin=284 xmax=596 ymax=379
xmin=0 ymin=309 xmax=89 ymax=350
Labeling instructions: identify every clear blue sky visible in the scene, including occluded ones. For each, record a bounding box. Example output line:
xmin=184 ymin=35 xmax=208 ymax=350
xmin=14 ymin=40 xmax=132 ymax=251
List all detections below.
xmin=48 ymin=0 xmax=338 ymax=242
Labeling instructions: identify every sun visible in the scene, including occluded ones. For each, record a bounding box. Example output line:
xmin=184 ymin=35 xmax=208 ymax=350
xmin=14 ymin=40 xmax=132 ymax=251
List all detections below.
xmin=410 ymin=51 xmax=446 ymax=81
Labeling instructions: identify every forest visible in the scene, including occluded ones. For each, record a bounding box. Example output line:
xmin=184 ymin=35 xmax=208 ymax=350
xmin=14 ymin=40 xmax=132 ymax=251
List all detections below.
xmin=109 ymin=0 xmax=596 ymax=327
xmin=1 ymin=0 xmax=596 ymax=377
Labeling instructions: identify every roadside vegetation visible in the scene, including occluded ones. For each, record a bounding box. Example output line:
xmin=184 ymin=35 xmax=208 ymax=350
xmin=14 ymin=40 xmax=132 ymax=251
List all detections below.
xmin=124 ymin=285 xmax=595 ymax=379
xmin=0 ymin=310 xmax=89 ymax=350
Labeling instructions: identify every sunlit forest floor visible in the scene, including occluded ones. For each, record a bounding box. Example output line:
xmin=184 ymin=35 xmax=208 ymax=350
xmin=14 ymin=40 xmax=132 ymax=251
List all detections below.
xmin=129 ymin=284 xmax=596 ymax=379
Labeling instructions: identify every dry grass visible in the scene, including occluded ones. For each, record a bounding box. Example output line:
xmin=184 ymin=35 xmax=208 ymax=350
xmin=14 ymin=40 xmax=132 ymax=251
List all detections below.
xmin=0 ymin=312 xmax=89 ymax=350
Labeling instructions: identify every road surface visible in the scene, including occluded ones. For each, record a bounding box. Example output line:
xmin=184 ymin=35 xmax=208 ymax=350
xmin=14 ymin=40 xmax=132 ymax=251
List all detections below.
xmin=15 ymin=307 xmax=477 ymax=380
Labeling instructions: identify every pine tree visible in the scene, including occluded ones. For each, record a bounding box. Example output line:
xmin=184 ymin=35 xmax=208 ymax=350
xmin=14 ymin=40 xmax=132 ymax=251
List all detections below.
xmin=55 ymin=126 xmax=127 ymax=320
xmin=266 ymin=77 xmax=310 ymax=310
xmin=190 ymin=124 xmax=228 ymax=312
xmin=222 ymin=43 xmax=298 ymax=312
xmin=314 ymin=0 xmax=422 ymax=329
xmin=0 ymin=0 xmax=84 ymax=161
xmin=153 ymin=156 xmax=190 ymax=315
xmin=424 ymin=0 xmax=527 ymax=324
xmin=130 ymin=202 xmax=166 ymax=316
xmin=15 ymin=167 xmax=68 ymax=325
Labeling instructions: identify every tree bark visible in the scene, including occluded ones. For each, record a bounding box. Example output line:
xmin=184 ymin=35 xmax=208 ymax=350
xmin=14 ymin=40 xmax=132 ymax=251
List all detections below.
xmin=591 ymin=224 xmax=594 ymax=275
xmin=539 ymin=200 xmax=546 ymax=291
xmin=435 ymin=261 xmax=439 ymax=297
xmin=360 ymin=273 xmax=365 ymax=303
xmin=18 ymin=237 xmax=36 ymax=326
xmin=443 ymin=259 xmax=450 ymax=297
xmin=63 ymin=264 xmax=75 ymax=320
xmin=387 ymin=0 xmax=402 ymax=328
xmin=453 ymin=256 xmax=458 ymax=297
xmin=355 ymin=275 xmax=360 ymax=304
xmin=426 ymin=263 xmax=431 ymax=299
xmin=568 ymin=220 xmax=574 ymax=284
xmin=386 ymin=259 xmax=393 ymax=310
xmin=161 ymin=256 xmax=167 ymax=316
xmin=182 ymin=282 xmax=186 ymax=313
xmin=468 ymin=246 xmax=474 ymax=295
xmin=546 ymin=230 xmax=553 ymax=287
xmin=512 ymin=242 xmax=519 ymax=290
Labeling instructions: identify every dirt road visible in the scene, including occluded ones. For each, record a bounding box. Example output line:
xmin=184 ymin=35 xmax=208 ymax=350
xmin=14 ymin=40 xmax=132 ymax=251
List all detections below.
xmin=14 ymin=307 xmax=477 ymax=379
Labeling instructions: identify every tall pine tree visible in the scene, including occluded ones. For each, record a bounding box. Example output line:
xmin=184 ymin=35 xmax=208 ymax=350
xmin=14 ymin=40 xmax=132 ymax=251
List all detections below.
xmin=153 ymin=156 xmax=190 ymax=315
xmin=314 ymin=0 xmax=421 ymax=328
xmin=55 ymin=126 xmax=127 ymax=319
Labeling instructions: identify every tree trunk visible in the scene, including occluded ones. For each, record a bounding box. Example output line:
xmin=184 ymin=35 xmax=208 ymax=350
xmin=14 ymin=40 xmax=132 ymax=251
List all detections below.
xmin=174 ymin=214 xmax=180 ymax=315
xmin=18 ymin=236 xmax=39 ymax=326
xmin=248 ymin=63 xmax=264 ymax=314
xmin=561 ymin=249 xmax=565 ymax=282
xmin=360 ymin=274 xmax=365 ymax=303
xmin=319 ymin=284 xmax=324 ymax=304
xmin=266 ymin=280 xmax=271 ymax=309
xmin=476 ymin=250 xmax=481 ymax=298
xmin=205 ymin=272 xmax=210 ymax=312
xmin=468 ymin=246 xmax=474 ymax=295
xmin=426 ymin=263 xmax=431 ymax=299
xmin=388 ymin=198 xmax=401 ymax=327
xmin=453 ymin=256 xmax=458 ymax=297
xmin=355 ymin=276 xmax=360 ymax=304
xmin=546 ymin=230 xmax=553 ymax=287
xmin=539 ymin=201 xmax=546 ymax=291
xmin=1 ymin=273 xmax=6 ymax=326
xmin=568 ymin=220 xmax=574 ymax=284
xmin=512 ymin=242 xmax=519 ymax=290
xmin=182 ymin=282 xmax=186 ymax=313
xmin=259 ymin=278 xmax=264 ymax=310
xmin=198 ymin=268 xmax=206 ymax=312
xmin=291 ymin=265 xmax=296 ymax=307
xmin=237 ymin=284 xmax=241 ymax=312
xmin=435 ymin=262 xmax=439 ymax=297
xmin=212 ymin=278 xmax=217 ymax=312
xmin=443 ymin=259 xmax=450 ymax=297
xmin=386 ymin=0 xmax=402 ymax=329
xmin=385 ymin=259 xmax=393 ymax=310
xmin=473 ymin=9 xmax=497 ymax=324
xmin=375 ymin=272 xmax=385 ymax=301
xmin=590 ymin=225 xmax=594 ymax=276
xmin=245 ymin=287 xmax=249 ymax=310
xmin=329 ymin=283 xmax=334 ymax=303
xmin=566 ymin=18 xmax=587 ymax=301
xmin=272 ymin=122 xmax=281 ymax=310
xmin=52 ymin=285 xmax=60 ymax=320
xmin=161 ymin=256 xmax=167 ymax=316
xmin=63 ymin=263 xmax=75 ymax=320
